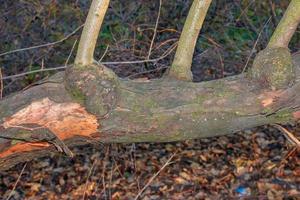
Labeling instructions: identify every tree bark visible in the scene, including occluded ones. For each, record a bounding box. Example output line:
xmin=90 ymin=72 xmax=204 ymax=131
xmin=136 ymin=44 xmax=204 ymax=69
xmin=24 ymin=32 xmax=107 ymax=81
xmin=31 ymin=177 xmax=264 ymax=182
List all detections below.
xmin=0 ymin=53 xmax=300 ymax=171
xmin=168 ymin=0 xmax=212 ymax=81
xmin=75 ymin=0 xmax=110 ymax=66
xmin=267 ymin=0 xmax=300 ymax=48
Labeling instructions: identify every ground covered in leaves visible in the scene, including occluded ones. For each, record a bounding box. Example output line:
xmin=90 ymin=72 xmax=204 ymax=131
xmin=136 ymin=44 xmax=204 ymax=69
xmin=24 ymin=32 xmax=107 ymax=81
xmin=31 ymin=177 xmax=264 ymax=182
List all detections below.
xmin=1 ymin=126 xmax=299 ymax=199
xmin=0 ymin=0 xmax=299 ymax=199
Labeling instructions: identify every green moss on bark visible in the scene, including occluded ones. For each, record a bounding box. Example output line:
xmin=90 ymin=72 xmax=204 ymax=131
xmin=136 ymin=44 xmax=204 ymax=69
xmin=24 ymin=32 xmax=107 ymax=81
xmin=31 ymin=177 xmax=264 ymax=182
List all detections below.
xmin=65 ymin=64 xmax=118 ymax=116
xmin=250 ymin=47 xmax=295 ymax=90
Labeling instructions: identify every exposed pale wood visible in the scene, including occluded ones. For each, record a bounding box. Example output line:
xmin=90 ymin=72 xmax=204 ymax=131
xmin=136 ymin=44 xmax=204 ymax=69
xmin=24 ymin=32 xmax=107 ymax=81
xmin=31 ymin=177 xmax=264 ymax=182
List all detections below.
xmin=0 ymin=54 xmax=299 ymax=171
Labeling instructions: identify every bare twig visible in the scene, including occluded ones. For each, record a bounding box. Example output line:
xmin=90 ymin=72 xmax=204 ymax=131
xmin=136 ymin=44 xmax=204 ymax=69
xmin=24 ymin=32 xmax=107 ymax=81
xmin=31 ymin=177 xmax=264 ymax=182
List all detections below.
xmin=236 ymin=0 xmax=256 ymax=22
xmin=41 ymin=59 xmax=44 ymax=70
xmin=101 ymin=146 xmax=110 ymax=200
xmin=152 ymin=38 xmax=178 ymax=52
xmin=0 ymin=24 xmax=84 ymax=57
xmin=82 ymin=157 xmax=99 ymax=200
xmin=147 ymin=0 xmax=162 ymax=59
xmin=1 ymin=42 xmax=177 ymax=81
xmin=126 ymin=65 xmax=168 ymax=78
xmin=242 ymin=17 xmax=272 ymax=73
xmin=0 ymin=68 xmax=3 ymax=99
xmin=235 ymin=0 xmax=258 ymax=34
xmin=134 ymin=153 xmax=176 ymax=200
xmin=6 ymin=162 xmax=27 ymax=200
xmin=98 ymin=45 xmax=110 ymax=62
xmin=65 ymin=39 xmax=78 ymax=67
xmin=273 ymin=124 xmax=300 ymax=147
xmin=100 ymin=42 xmax=177 ymax=65
xmin=0 ymin=66 xmax=68 ymax=80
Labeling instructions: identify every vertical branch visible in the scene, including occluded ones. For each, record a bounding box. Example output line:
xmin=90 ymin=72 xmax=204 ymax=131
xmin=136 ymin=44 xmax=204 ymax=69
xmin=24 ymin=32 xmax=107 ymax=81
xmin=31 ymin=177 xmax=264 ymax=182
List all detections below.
xmin=250 ymin=0 xmax=300 ymax=90
xmin=0 ymin=68 xmax=3 ymax=99
xmin=168 ymin=0 xmax=212 ymax=81
xmin=268 ymin=0 xmax=300 ymax=48
xmin=74 ymin=0 xmax=110 ymax=66
xmin=147 ymin=0 xmax=162 ymax=59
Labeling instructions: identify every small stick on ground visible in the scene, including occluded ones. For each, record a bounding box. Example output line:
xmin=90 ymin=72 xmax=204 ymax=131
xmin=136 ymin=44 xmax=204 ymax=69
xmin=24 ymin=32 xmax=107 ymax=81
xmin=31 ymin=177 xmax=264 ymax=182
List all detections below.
xmin=6 ymin=162 xmax=27 ymax=200
xmin=134 ymin=153 xmax=176 ymax=200
xmin=82 ymin=157 xmax=99 ymax=200
xmin=273 ymin=124 xmax=300 ymax=147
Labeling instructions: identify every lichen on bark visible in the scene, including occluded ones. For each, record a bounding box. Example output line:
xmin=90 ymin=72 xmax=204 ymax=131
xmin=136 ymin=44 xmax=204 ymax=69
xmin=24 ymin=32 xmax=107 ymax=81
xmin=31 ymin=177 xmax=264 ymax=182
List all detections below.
xmin=250 ymin=47 xmax=295 ymax=90
xmin=65 ymin=64 xmax=119 ymax=117
xmin=168 ymin=0 xmax=212 ymax=81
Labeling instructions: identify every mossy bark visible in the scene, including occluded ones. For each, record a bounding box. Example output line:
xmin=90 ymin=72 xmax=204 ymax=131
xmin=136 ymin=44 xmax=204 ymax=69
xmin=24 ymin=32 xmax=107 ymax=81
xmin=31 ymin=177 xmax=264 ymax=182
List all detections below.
xmin=0 ymin=54 xmax=300 ymax=171
xmin=249 ymin=0 xmax=300 ymax=90
xmin=250 ymin=47 xmax=295 ymax=90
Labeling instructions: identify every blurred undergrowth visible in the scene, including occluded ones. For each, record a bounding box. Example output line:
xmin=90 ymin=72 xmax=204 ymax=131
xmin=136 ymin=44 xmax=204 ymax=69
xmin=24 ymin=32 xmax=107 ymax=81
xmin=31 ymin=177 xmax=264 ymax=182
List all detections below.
xmin=0 ymin=0 xmax=299 ymax=95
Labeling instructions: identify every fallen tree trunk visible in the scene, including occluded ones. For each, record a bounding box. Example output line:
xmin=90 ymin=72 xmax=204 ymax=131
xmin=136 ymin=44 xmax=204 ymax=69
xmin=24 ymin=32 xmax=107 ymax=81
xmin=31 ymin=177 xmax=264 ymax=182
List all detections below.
xmin=0 ymin=53 xmax=299 ymax=171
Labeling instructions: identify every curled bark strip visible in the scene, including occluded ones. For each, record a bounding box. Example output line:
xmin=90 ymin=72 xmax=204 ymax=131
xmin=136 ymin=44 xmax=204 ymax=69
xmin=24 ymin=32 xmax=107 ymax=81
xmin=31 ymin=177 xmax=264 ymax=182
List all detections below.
xmin=0 ymin=98 xmax=99 ymax=158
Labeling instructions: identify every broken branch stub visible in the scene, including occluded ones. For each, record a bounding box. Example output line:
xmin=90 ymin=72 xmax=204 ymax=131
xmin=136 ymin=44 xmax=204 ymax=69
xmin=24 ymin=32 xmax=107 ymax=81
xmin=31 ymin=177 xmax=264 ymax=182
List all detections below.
xmin=65 ymin=64 xmax=119 ymax=117
xmin=250 ymin=47 xmax=295 ymax=90
xmin=249 ymin=0 xmax=300 ymax=90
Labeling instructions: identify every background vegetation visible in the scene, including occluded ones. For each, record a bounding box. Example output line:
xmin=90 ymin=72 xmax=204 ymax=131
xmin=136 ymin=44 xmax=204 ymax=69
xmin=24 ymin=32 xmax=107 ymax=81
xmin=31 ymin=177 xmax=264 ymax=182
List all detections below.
xmin=1 ymin=0 xmax=299 ymax=93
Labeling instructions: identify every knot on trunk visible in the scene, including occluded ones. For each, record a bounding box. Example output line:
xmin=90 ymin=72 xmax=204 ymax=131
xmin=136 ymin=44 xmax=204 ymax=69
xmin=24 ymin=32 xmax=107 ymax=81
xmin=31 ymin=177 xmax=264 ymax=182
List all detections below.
xmin=249 ymin=47 xmax=295 ymax=90
xmin=65 ymin=64 xmax=118 ymax=117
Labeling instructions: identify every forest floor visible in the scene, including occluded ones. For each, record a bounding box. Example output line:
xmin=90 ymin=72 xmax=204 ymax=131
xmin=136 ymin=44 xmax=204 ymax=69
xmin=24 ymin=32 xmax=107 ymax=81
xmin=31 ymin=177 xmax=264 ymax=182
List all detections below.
xmin=1 ymin=127 xmax=300 ymax=199
xmin=0 ymin=0 xmax=299 ymax=199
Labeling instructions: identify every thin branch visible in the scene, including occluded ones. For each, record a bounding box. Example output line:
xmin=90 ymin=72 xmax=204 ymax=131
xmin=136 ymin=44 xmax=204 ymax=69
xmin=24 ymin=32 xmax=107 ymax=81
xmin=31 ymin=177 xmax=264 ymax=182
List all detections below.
xmin=65 ymin=39 xmax=78 ymax=67
xmin=134 ymin=153 xmax=176 ymax=200
xmin=268 ymin=0 xmax=300 ymax=48
xmin=98 ymin=45 xmax=110 ymax=62
xmin=0 ymin=24 xmax=84 ymax=57
xmin=0 ymin=68 xmax=3 ymax=99
xmin=242 ymin=17 xmax=272 ymax=73
xmin=168 ymin=0 xmax=212 ymax=81
xmin=82 ymin=157 xmax=99 ymax=200
xmin=75 ymin=0 xmax=110 ymax=66
xmin=6 ymin=162 xmax=27 ymax=200
xmin=1 ymin=66 xmax=68 ymax=80
xmin=146 ymin=0 xmax=162 ymax=59
xmin=99 ymin=41 xmax=177 ymax=65
xmin=1 ymin=42 xmax=177 ymax=81
xmin=273 ymin=124 xmax=300 ymax=147
xmin=126 ymin=65 xmax=168 ymax=78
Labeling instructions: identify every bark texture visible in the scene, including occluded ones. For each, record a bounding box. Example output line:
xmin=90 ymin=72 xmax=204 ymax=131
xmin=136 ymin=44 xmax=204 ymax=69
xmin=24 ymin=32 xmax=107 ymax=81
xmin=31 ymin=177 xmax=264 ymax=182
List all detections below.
xmin=168 ymin=0 xmax=212 ymax=81
xmin=267 ymin=0 xmax=300 ymax=48
xmin=75 ymin=0 xmax=110 ymax=66
xmin=0 ymin=53 xmax=300 ymax=171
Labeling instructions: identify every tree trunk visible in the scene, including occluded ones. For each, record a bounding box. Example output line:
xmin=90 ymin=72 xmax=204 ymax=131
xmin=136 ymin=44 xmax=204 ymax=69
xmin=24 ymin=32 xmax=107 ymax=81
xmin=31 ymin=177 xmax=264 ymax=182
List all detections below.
xmin=0 ymin=53 xmax=300 ymax=171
